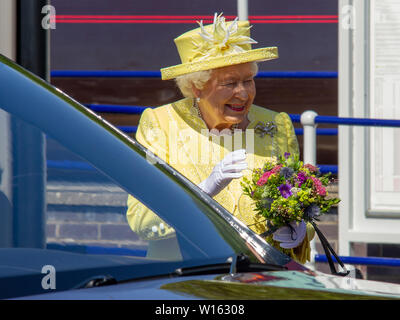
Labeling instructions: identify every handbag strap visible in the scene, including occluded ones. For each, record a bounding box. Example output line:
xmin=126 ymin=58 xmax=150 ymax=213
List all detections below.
xmin=310 ymin=220 xmax=350 ymax=276
xmin=259 ymin=220 xmax=278 ymax=238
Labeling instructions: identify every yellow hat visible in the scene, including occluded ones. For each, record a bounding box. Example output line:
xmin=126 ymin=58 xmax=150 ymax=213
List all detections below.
xmin=160 ymin=13 xmax=278 ymax=80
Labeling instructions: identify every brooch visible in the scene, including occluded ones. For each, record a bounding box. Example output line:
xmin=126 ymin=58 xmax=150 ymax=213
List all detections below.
xmin=254 ymin=121 xmax=277 ymax=138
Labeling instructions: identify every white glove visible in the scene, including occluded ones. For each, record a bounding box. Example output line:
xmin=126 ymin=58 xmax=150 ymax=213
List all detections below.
xmin=273 ymin=220 xmax=307 ymax=249
xmin=198 ymin=149 xmax=247 ymax=197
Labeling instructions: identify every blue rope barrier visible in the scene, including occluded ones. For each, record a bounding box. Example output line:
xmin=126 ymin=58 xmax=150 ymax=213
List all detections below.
xmin=318 ymin=165 xmax=338 ymax=174
xmin=289 ymin=114 xmax=301 ymax=123
xmin=51 ymin=70 xmax=161 ymax=78
xmin=315 ymin=254 xmax=400 ymax=267
xmin=317 ymin=128 xmax=338 ymax=136
xmin=257 ymin=71 xmax=338 ymax=78
xmin=315 ymin=115 xmax=400 ymax=127
xmin=290 ymin=114 xmax=400 ymax=128
xmin=117 ymin=125 xmax=137 ymax=133
xmin=295 ymin=128 xmax=338 ymax=136
xmin=51 ymin=70 xmax=338 ymax=79
xmin=86 ymin=104 xmax=151 ymax=114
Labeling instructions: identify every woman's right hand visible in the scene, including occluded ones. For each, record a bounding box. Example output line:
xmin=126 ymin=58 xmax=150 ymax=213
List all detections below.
xmin=198 ymin=149 xmax=248 ymax=197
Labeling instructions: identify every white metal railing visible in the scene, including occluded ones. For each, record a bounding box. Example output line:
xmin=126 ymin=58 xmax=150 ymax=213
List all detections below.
xmin=300 ymin=110 xmax=400 ymax=269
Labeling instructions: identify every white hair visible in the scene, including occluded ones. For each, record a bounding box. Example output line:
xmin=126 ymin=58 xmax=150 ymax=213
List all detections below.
xmin=175 ymin=62 xmax=259 ymax=98
xmin=175 ymin=70 xmax=213 ymax=98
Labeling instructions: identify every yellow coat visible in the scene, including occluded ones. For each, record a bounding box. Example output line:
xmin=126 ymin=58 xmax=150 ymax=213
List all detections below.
xmin=126 ymin=97 xmax=314 ymax=263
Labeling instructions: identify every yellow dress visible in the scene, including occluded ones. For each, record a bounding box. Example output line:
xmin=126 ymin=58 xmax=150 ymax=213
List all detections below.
xmin=126 ymin=97 xmax=314 ymax=263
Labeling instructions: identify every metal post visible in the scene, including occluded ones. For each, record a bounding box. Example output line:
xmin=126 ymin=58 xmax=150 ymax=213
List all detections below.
xmin=300 ymin=110 xmax=318 ymax=269
xmin=237 ymin=0 xmax=248 ymax=21
xmin=12 ymin=0 xmax=49 ymax=248
xmin=338 ymin=0 xmax=353 ymax=258
xmin=301 ymin=111 xmax=318 ymax=166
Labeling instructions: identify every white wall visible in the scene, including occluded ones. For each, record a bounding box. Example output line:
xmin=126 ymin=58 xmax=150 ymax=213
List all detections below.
xmin=0 ymin=0 xmax=16 ymax=60
xmin=338 ymin=0 xmax=400 ymax=256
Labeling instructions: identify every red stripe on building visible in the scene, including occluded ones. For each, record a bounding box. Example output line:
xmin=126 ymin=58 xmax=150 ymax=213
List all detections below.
xmin=55 ymin=15 xmax=338 ymax=24
xmin=56 ymin=14 xmax=338 ymax=19
xmin=56 ymin=19 xmax=337 ymax=24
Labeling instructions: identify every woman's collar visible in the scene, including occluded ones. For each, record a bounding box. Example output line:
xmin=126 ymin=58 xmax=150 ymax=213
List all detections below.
xmin=171 ymin=98 xmax=208 ymax=130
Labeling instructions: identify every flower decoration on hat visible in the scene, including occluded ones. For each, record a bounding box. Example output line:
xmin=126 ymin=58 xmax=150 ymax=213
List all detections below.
xmin=192 ymin=13 xmax=257 ymax=61
xmin=160 ymin=12 xmax=278 ymax=80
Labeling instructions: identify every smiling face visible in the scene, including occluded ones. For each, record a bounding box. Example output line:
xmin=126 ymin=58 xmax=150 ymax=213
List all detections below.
xmin=193 ymin=62 xmax=257 ymax=131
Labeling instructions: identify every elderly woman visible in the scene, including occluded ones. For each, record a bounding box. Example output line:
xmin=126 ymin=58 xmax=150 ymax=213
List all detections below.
xmin=127 ymin=14 xmax=314 ymax=263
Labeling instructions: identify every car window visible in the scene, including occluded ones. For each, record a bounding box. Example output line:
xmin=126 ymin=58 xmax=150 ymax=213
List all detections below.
xmin=0 ymin=108 xmax=183 ymax=261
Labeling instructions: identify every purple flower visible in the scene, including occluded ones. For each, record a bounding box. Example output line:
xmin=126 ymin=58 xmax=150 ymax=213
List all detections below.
xmin=284 ymin=152 xmax=291 ymax=159
xmin=278 ymin=183 xmax=293 ymax=198
xmin=297 ymin=171 xmax=307 ymax=187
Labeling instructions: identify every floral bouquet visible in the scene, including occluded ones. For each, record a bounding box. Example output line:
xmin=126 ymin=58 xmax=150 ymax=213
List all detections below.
xmin=241 ymin=153 xmax=347 ymax=274
xmin=241 ymin=153 xmax=339 ymax=231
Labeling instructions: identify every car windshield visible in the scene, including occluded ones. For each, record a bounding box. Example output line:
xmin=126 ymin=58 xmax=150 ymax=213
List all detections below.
xmin=0 ymin=54 xmax=293 ymax=293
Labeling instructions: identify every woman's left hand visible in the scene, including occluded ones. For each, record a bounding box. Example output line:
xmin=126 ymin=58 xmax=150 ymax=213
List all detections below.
xmin=272 ymin=220 xmax=307 ymax=249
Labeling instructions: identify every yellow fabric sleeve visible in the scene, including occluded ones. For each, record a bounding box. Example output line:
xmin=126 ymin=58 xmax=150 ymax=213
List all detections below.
xmin=126 ymin=108 xmax=176 ymax=241
xmin=275 ymin=112 xmax=300 ymax=157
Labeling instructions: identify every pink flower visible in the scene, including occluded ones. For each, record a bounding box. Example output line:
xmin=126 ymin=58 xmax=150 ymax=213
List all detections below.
xmin=311 ymin=176 xmax=326 ymax=196
xmin=271 ymin=165 xmax=282 ymax=174
xmin=304 ymin=164 xmax=319 ymax=173
xmin=257 ymin=171 xmax=273 ymax=186
xmin=256 ymin=165 xmax=282 ymax=186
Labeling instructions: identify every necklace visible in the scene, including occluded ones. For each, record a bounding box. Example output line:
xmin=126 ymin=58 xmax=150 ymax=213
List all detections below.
xmin=193 ymin=99 xmax=240 ymax=133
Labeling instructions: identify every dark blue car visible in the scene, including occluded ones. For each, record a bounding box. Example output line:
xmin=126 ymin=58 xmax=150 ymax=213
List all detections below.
xmin=1 ymin=54 xmax=400 ymax=301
